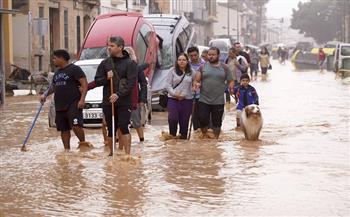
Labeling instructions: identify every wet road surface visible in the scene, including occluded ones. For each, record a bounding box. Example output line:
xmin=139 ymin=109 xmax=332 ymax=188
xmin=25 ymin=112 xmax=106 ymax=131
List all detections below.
xmin=1 ymin=60 xmax=349 ymax=216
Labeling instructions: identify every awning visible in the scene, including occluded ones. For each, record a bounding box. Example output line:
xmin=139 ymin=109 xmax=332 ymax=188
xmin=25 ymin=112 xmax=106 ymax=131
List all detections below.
xmin=0 ymin=8 xmax=20 ymax=14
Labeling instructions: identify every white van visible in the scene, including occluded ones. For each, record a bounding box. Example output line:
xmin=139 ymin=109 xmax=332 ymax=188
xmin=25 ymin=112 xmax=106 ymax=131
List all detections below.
xmin=334 ymin=43 xmax=350 ymax=77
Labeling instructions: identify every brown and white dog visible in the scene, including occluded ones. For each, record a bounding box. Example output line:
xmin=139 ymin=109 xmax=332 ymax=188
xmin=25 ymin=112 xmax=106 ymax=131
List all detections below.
xmin=240 ymin=104 xmax=263 ymax=141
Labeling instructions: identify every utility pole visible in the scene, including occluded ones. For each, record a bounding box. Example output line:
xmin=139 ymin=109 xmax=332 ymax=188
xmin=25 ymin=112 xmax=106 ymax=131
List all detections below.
xmin=237 ymin=7 xmax=239 ymax=42
xmin=28 ymin=11 xmax=33 ymax=95
xmin=256 ymin=2 xmax=262 ymax=44
xmin=227 ymin=1 xmax=230 ymax=37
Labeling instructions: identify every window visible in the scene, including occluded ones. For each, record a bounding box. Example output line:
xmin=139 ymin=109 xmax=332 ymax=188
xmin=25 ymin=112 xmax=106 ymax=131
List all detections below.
xmin=135 ymin=24 xmax=152 ymax=63
xmin=341 ymin=46 xmax=350 ymax=56
xmin=185 ymin=26 xmax=191 ymax=37
xmin=39 ymin=6 xmax=45 ymax=49
xmin=135 ymin=32 xmax=147 ymax=63
xmin=79 ymin=64 xmax=99 ymax=83
xmin=76 ymin=16 xmax=81 ymax=53
xmin=176 ymin=38 xmax=183 ymax=57
xmin=140 ymin=24 xmax=152 ymax=46
xmin=177 ymin=30 xmax=188 ymax=52
xmin=153 ymin=26 xmax=173 ymax=69
xmin=64 ymin=10 xmax=68 ymax=49
xmin=80 ymin=47 xmax=108 ymax=60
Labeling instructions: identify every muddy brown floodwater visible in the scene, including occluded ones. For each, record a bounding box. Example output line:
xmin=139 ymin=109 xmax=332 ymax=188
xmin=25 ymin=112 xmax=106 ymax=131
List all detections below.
xmin=1 ymin=60 xmax=349 ymax=216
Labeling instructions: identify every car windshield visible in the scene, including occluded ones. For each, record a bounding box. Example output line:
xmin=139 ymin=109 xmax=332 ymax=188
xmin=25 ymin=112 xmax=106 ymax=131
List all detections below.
xmin=79 ymin=64 xmax=99 ymax=83
xmin=146 ymin=16 xmax=179 ymax=69
xmin=153 ymin=26 xmax=173 ymax=69
xmin=341 ymin=46 xmax=350 ymax=56
xmin=209 ymin=41 xmax=229 ymax=52
xmin=80 ymin=47 xmax=108 ymax=60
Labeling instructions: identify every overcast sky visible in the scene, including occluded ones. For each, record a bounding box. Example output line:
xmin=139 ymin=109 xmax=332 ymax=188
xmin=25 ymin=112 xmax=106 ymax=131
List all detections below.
xmin=266 ymin=0 xmax=309 ymax=19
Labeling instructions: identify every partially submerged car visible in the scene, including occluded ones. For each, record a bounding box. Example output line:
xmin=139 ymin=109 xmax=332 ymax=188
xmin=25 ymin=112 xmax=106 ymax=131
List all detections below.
xmin=144 ymin=14 xmax=196 ymax=108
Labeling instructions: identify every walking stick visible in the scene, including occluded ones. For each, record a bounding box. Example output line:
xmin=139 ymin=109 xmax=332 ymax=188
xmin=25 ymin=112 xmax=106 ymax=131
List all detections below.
xmin=21 ymin=84 xmax=51 ymax=151
xmin=187 ymin=95 xmax=196 ymax=140
xmin=110 ymin=78 xmax=115 ymax=157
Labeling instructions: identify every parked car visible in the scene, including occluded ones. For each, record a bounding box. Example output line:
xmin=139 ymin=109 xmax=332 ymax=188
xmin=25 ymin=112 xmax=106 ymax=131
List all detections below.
xmin=144 ymin=14 xmax=196 ymax=108
xmin=334 ymin=43 xmax=350 ymax=77
xmin=79 ymin=11 xmax=157 ymax=121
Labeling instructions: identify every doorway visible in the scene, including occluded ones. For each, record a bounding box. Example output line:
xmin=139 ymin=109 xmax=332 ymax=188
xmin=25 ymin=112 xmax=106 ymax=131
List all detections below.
xmin=49 ymin=7 xmax=60 ymax=71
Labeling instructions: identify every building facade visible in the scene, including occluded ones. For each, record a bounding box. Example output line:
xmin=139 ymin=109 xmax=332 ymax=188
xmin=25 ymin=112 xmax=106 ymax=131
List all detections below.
xmin=1 ymin=0 xmax=19 ymax=105
xmin=170 ymin=0 xmax=217 ymax=45
xmin=12 ymin=0 xmax=99 ymax=74
xmin=106 ymin=0 xmax=217 ymax=46
xmin=212 ymin=0 xmax=269 ymax=46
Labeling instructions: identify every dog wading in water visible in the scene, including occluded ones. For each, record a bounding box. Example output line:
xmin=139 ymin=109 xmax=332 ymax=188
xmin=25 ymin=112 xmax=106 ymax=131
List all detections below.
xmin=241 ymin=104 xmax=263 ymax=140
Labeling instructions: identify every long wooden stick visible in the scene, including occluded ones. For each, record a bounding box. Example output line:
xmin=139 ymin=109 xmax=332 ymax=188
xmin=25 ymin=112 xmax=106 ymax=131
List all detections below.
xmin=110 ymin=78 xmax=115 ymax=157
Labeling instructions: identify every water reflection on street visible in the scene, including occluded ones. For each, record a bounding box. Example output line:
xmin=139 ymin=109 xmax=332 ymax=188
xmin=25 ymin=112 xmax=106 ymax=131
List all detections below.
xmin=1 ymin=60 xmax=349 ymax=216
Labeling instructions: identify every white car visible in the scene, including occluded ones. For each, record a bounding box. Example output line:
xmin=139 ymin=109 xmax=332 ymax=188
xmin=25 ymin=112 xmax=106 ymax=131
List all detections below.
xmin=48 ymin=58 xmax=152 ymax=127
xmin=79 ymin=59 xmax=104 ymax=127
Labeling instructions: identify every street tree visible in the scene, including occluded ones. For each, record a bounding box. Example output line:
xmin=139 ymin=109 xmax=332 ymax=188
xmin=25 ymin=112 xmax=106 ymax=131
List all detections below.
xmin=291 ymin=0 xmax=342 ymax=44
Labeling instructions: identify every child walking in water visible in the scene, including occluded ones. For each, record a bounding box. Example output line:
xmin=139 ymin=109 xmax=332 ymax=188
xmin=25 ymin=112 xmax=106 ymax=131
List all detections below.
xmin=233 ymin=74 xmax=259 ymax=128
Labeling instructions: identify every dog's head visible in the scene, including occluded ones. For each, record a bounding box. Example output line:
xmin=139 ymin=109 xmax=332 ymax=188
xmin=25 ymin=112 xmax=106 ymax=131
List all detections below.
xmin=244 ymin=104 xmax=261 ymax=118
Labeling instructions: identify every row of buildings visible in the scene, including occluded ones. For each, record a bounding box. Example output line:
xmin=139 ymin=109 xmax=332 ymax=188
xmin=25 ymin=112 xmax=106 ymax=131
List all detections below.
xmin=1 ymin=0 xmax=273 ymax=106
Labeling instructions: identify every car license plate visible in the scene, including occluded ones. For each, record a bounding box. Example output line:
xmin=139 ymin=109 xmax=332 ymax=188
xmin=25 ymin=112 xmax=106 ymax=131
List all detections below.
xmin=83 ymin=111 xmax=103 ymax=119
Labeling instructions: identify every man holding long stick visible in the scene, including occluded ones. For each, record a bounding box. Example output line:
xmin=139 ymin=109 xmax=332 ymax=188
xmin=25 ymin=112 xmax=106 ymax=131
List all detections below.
xmin=95 ymin=36 xmax=137 ymax=157
xmin=40 ymin=49 xmax=92 ymax=150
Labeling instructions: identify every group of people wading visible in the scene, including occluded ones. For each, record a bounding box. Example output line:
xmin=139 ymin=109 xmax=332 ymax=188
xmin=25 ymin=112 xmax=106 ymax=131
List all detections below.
xmin=40 ymin=36 xmax=260 ymax=158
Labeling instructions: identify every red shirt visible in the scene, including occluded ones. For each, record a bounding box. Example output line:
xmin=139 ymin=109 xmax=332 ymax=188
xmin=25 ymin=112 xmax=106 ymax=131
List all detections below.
xmin=319 ymin=51 xmax=326 ymax=61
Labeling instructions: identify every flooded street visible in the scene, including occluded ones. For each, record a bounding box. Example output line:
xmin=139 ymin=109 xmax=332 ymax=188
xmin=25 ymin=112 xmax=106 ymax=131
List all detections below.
xmin=1 ymin=60 xmax=349 ymax=216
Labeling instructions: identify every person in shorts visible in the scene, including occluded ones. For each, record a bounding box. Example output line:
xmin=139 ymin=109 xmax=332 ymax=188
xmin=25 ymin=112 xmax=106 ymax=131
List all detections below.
xmin=125 ymin=47 xmax=148 ymax=142
xmin=40 ymin=49 xmax=92 ymax=150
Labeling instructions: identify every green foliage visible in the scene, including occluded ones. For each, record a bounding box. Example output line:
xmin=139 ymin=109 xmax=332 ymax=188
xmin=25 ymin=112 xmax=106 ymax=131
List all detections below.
xmin=291 ymin=0 xmax=341 ymax=44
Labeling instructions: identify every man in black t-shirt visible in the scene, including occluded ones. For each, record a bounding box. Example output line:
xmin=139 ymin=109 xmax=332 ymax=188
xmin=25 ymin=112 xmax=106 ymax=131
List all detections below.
xmin=40 ymin=49 xmax=92 ymax=150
